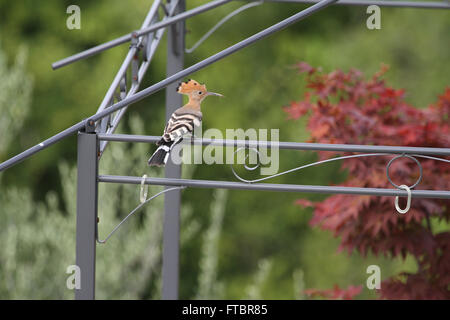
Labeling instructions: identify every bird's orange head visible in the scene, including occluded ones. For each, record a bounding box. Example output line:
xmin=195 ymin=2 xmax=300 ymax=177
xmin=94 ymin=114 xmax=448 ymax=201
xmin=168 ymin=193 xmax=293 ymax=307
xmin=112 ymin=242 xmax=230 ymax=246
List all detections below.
xmin=176 ymin=79 xmax=223 ymax=102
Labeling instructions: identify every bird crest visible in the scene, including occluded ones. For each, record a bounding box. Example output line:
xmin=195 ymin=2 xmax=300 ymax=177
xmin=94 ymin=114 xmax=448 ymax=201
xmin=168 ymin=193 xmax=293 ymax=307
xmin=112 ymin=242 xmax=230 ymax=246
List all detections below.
xmin=176 ymin=79 xmax=206 ymax=95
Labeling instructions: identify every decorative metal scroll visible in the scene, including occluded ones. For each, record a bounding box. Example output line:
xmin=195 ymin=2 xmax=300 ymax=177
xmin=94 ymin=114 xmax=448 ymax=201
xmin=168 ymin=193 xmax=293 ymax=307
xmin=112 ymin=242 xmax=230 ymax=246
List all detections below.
xmin=230 ymin=148 xmax=450 ymax=191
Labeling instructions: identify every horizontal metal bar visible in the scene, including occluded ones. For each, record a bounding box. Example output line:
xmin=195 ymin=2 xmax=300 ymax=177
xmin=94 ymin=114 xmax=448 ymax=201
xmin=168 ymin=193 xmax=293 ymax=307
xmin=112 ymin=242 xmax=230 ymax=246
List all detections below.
xmin=99 ymin=134 xmax=160 ymax=143
xmin=267 ymin=0 xmax=450 ymax=9
xmin=97 ymin=134 xmax=450 ymax=156
xmin=51 ymin=0 xmax=232 ymax=69
xmin=98 ymin=175 xmax=450 ymax=199
xmin=0 ymin=0 xmax=338 ymax=172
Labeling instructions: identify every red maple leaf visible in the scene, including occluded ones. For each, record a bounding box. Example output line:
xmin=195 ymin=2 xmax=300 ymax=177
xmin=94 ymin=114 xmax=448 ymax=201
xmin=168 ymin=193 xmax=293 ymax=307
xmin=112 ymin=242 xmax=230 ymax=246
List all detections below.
xmin=286 ymin=63 xmax=450 ymax=300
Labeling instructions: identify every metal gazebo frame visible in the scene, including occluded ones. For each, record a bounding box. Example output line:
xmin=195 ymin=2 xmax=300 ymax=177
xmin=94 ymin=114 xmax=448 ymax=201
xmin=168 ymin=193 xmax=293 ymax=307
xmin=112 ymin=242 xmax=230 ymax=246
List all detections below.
xmin=0 ymin=0 xmax=449 ymax=300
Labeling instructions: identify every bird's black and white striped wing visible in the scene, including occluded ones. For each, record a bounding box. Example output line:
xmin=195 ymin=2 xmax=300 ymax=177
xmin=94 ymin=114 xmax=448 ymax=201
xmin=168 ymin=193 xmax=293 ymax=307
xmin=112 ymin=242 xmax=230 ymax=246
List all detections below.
xmin=148 ymin=109 xmax=202 ymax=166
xmin=149 ymin=109 xmax=202 ymax=166
xmin=159 ymin=109 xmax=202 ymax=145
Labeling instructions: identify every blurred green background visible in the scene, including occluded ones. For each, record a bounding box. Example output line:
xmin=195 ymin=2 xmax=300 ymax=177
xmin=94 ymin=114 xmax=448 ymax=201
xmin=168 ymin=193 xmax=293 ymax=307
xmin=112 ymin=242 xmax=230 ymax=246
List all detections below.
xmin=0 ymin=0 xmax=448 ymax=299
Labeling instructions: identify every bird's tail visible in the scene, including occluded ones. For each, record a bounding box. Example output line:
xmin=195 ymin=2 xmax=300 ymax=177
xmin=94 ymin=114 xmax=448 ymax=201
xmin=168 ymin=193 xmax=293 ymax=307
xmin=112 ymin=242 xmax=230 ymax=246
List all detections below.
xmin=148 ymin=144 xmax=170 ymax=167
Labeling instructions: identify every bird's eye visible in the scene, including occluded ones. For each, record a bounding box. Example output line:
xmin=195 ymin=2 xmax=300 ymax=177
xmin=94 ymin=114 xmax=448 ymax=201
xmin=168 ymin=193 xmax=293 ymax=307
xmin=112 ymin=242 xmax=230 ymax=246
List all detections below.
xmin=198 ymin=91 xmax=202 ymax=95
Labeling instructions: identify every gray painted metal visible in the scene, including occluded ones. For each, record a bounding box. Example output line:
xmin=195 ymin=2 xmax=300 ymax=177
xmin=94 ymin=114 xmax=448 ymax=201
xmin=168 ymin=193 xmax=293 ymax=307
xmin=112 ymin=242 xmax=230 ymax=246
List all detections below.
xmin=162 ymin=0 xmax=185 ymax=301
xmin=51 ymin=0 xmax=232 ymax=69
xmin=97 ymin=134 xmax=450 ymax=156
xmin=185 ymin=0 xmax=264 ymax=54
xmin=51 ymin=34 xmax=131 ymax=70
xmin=0 ymin=0 xmax=337 ymax=172
xmin=0 ymin=0 xmax=446 ymax=302
xmin=51 ymin=0 xmax=450 ymax=69
xmin=99 ymin=0 xmax=181 ymax=156
xmin=95 ymin=0 xmax=162 ymax=116
xmin=85 ymin=0 xmax=338 ymax=127
xmin=268 ymin=0 xmax=450 ymax=9
xmin=75 ymin=132 xmax=99 ymax=300
xmin=98 ymin=175 xmax=450 ymax=199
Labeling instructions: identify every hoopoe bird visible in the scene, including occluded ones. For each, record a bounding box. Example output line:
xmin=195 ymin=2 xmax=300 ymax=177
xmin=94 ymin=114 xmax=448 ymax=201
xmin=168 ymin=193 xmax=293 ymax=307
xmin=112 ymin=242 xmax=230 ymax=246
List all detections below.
xmin=148 ymin=79 xmax=223 ymax=166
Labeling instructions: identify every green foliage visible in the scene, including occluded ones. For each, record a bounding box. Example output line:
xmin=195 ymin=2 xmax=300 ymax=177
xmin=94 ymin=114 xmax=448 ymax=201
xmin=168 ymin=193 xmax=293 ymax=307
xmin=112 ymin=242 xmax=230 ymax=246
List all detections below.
xmin=0 ymin=110 xmax=230 ymax=299
xmin=0 ymin=45 xmax=32 ymax=156
xmin=196 ymin=189 xmax=227 ymax=300
xmin=0 ymin=113 xmax=166 ymax=299
xmin=245 ymin=259 xmax=273 ymax=300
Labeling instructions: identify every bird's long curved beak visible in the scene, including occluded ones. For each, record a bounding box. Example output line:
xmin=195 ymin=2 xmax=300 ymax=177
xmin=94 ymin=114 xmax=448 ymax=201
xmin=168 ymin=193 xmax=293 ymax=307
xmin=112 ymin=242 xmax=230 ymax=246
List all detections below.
xmin=206 ymin=91 xmax=224 ymax=97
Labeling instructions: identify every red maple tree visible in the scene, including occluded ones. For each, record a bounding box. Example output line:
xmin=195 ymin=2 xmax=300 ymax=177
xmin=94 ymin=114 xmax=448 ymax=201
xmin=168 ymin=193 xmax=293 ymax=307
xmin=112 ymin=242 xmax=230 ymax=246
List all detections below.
xmin=284 ymin=62 xmax=450 ymax=299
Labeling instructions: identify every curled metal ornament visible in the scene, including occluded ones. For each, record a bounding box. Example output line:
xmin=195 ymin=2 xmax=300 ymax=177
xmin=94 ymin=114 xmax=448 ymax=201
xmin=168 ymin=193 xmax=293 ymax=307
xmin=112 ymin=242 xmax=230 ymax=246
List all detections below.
xmin=230 ymin=151 xmax=446 ymax=186
xmin=231 ymin=152 xmax=388 ymax=184
xmin=230 ymin=147 xmax=262 ymax=183
xmin=386 ymin=154 xmax=423 ymax=189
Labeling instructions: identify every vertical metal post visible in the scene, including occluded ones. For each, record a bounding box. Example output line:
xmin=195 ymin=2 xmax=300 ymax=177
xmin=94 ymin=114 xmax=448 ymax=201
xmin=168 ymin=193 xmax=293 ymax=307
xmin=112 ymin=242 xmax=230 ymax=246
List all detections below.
xmin=162 ymin=0 xmax=185 ymax=300
xmin=75 ymin=131 xmax=98 ymax=300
